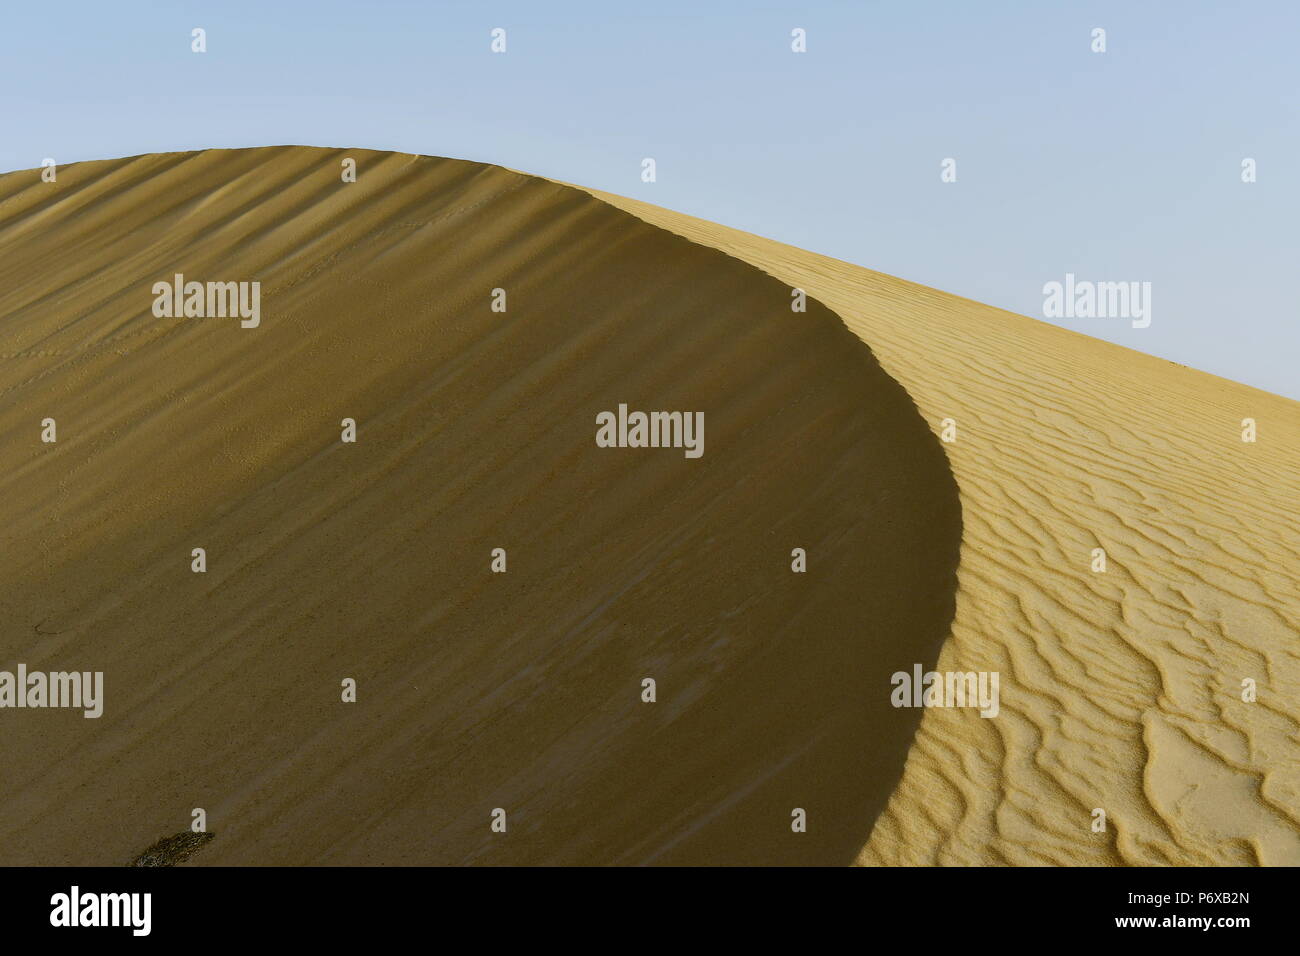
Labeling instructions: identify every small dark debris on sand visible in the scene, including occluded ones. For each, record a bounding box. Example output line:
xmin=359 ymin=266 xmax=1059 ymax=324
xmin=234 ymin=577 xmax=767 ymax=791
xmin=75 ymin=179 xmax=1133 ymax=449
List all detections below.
xmin=128 ymin=831 xmax=215 ymax=867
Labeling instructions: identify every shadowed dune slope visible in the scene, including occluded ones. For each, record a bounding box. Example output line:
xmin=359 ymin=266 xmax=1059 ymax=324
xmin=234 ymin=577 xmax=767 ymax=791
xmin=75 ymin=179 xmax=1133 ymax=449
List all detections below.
xmin=0 ymin=146 xmax=961 ymax=865
xmin=581 ymin=188 xmax=1300 ymax=866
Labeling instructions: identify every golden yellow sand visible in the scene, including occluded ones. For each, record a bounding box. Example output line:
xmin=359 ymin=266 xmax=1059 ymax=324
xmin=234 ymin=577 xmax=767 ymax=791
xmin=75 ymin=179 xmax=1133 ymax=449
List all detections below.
xmin=0 ymin=147 xmax=961 ymax=865
xmin=581 ymin=186 xmax=1300 ymax=866
xmin=4 ymin=144 xmax=1295 ymax=866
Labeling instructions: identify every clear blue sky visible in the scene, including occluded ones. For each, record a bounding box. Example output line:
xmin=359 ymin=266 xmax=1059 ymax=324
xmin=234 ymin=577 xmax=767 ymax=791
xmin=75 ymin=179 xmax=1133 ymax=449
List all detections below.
xmin=3 ymin=1 xmax=1296 ymax=398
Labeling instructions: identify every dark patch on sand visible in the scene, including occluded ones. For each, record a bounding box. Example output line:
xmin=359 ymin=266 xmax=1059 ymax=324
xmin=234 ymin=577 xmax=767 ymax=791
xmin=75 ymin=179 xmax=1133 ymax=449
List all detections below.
xmin=129 ymin=831 xmax=216 ymax=867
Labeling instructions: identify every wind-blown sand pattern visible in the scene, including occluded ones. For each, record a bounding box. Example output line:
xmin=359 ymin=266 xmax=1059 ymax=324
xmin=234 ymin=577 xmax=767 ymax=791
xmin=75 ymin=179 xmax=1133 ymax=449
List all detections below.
xmin=581 ymin=187 xmax=1300 ymax=866
xmin=0 ymin=147 xmax=961 ymax=865
xmin=4 ymin=145 xmax=1296 ymax=867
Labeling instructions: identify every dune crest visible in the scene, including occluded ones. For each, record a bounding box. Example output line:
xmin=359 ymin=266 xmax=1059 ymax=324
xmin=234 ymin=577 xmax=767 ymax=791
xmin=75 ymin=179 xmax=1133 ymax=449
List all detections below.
xmin=0 ymin=146 xmax=960 ymax=865
xmin=581 ymin=188 xmax=1300 ymax=866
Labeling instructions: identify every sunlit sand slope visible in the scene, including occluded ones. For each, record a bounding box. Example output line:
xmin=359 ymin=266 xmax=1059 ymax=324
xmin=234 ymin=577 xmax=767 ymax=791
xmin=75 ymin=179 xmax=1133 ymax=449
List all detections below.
xmin=583 ymin=189 xmax=1300 ymax=866
xmin=0 ymin=147 xmax=960 ymax=865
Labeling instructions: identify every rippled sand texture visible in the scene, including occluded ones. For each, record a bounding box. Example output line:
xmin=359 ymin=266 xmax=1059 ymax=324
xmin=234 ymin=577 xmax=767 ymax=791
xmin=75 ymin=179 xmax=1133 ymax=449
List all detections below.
xmin=585 ymin=189 xmax=1300 ymax=866
xmin=0 ymin=147 xmax=961 ymax=865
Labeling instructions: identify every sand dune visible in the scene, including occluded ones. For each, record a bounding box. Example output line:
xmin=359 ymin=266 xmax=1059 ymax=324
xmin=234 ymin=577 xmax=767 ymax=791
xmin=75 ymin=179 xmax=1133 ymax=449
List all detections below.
xmin=5 ymin=144 xmax=1295 ymax=867
xmin=0 ymin=147 xmax=960 ymax=865
xmin=581 ymin=188 xmax=1300 ymax=866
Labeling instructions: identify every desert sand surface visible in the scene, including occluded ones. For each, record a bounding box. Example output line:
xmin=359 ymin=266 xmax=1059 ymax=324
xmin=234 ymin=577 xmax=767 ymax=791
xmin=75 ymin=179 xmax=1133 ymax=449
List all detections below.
xmin=582 ymin=187 xmax=1300 ymax=866
xmin=4 ymin=145 xmax=1296 ymax=867
xmin=0 ymin=146 xmax=961 ymax=865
